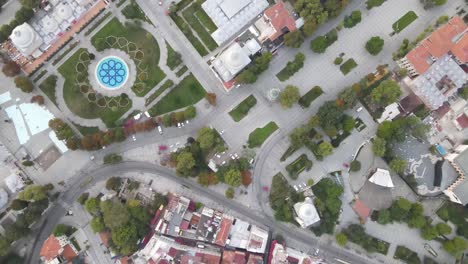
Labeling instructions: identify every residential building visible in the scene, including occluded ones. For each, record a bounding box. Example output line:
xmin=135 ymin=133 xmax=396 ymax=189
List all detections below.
xmin=253 ymin=1 xmax=299 ymax=48
xmin=399 ymin=16 xmax=467 ymax=77
xmin=39 ymin=235 xmax=78 ymax=264
xmin=368 ymin=168 xmax=395 ymax=188
xmin=268 ymin=240 xmax=321 ymax=264
xmin=293 ymin=197 xmax=320 ymax=228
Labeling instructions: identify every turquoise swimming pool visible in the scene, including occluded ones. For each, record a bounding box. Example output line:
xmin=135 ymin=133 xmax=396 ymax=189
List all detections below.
xmin=95 ymin=56 xmax=128 ymax=89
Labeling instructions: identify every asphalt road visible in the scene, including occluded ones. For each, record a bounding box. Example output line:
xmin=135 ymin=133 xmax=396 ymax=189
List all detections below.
xmin=28 ymin=161 xmax=376 ymax=264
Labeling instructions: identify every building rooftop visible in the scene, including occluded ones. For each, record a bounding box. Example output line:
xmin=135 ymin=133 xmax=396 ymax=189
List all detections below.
xmin=259 ymin=1 xmax=296 ymax=42
xmin=410 ymin=54 xmax=467 ymax=109
xmin=212 ymin=42 xmax=252 ymax=82
xmin=399 ymin=93 xmax=424 ymax=114
xmin=368 ymin=168 xmax=394 ymax=188
xmin=352 ymin=199 xmax=372 ymax=222
xmin=202 ymin=0 xmax=269 ymax=45
xmin=214 ymin=217 xmax=233 ymax=246
xmin=404 ymin=16 xmax=467 ymax=75
xmin=293 ymin=197 xmax=320 ymax=228
xmin=39 ymin=235 xmax=62 ymax=261
xmin=452 ymin=178 xmax=468 ymax=205
xmin=456 ymin=114 xmax=468 ymax=129
xmin=451 ymin=33 xmax=468 ymax=64
xmin=61 ymin=245 xmax=77 ymax=262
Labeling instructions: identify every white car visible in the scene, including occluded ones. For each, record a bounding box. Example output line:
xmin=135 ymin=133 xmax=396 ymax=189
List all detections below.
xmin=185 ymin=120 xmax=189 ymax=124
xmin=293 ymin=185 xmax=299 ymax=191
xmin=177 ymin=123 xmax=181 ymax=128
xmin=158 ymin=126 xmax=163 ymax=135
xmin=221 ymin=161 xmax=227 ymax=165
xmin=158 ymin=1 xmax=162 ymax=6
xmin=132 ymin=135 xmax=136 ymax=141
xmin=356 ymin=106 xmax=363 ymax=112
xmin=220 ymin=130 xmax=225 ymax=135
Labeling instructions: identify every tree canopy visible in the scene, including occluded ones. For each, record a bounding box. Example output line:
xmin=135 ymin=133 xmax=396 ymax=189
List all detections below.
xmin=225 ymin=169 xmax=242 ymax=187
xmin=197 ymin=127 xmax=215 ymax=150
xmin=18 ymin=185 xmax=48 ymax=201
xmin=370 ymin=80 xmax=402 ymax=106
xmin=176 ymin=151 xmax=196 ymax=176
xmin=372 ymin=137 xmax=386 ymax=156
xmin=365 ymin=36 xmax=384 ymax=55
xmin=279 ymin=85 xmax=301 ymax=108
xmin=284 ymin=31 xmax=304 ymax=48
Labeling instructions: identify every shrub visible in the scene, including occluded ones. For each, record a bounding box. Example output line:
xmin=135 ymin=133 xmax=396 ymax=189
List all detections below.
xmin=334 ymin=57 xmax=343 ymax=65
xmin=225 ymin=187 xmax=234 ymax=199
xmin=350 ymin=160 xmax=361 ymax=172
xmin=365 ymin=36 xmax=384 ymax=55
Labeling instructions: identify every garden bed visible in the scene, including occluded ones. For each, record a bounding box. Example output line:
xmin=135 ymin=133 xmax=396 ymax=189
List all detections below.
xmin=286 ymin=154 xmax=313 ymax=180
xmin=299 ymin=86 xmax=323 ymax=108
xmin=145 ymin=79 xmax=174 ymax=106
xmin=148 ymin=74 xmax=205 ymax=116
xmin=182 ymin=4 xmax=218 ymax=51
xmin=39 ymin=75 xmax=57 ymax=106
xmin=340 ymin=59 xmax=357 ymax=75
xmin=393 ymin=11 xmax=418 ymax=33
xmin=248 ymin=122 xmax=279 ymax=148
xmin=91 ymin=18 xmax=165 ymax=97
xmin=171 ymin=14 xmax=208 ymax=56
xmin=280 ymin=145 xmax=300 ymax=162
xmin=394 ymin=245 xmax=420 ymax=264
xmin=229 ymin=95 xmax=257 ymax=122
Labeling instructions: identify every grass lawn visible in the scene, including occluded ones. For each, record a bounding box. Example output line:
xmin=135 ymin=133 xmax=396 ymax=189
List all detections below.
xmin=91 ymin=18 xmax=165 ymax=97
xmin=182 ymin=4 xmax=218 ymax=50
xmin=171 ymin=14 xmax=208 ymax=56
xmin=286 ymin=154 xmax=313 ymax=180
xmin=148 ymin=74 xmax=206 ymax=116
xmin=39 ymin=75 xmax=58 ymax=106
xmin=298 ymin=86 xmax=323 ymax=108
xmin=166 ymin=43 xmax=182 ymax=70
xmin=340 ymin=59 xmax=357 ymax=75
xmin=145 ymin=79 xmax=174 ymax=106
xmin=195 ymin=8 xmax=217 ymax=33
xmin=122 ymin=1 xmax=149 ymax=22
xmin=248 ymin=121 xmax=279 ymax=148
xmin=393 ymin=11 xmax=418 ymax=33
xmin=176 ymin=65 xmax=188 ymax=77
xmin=58 ymin=48 xmax=131 ymax=127
xmin=229 ymin=95 xmax=257 ymax=122
xmin=280 ymin=145 xmax=300 ymax=162
xmin=394 ymin=245 xmax=420 ymax=264
xmin=73 ymin=123 xmax=100 ymax=135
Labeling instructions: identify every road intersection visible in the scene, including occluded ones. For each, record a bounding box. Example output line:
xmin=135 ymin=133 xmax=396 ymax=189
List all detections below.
xmin=15 ymin=0 xmax=466 ymax=263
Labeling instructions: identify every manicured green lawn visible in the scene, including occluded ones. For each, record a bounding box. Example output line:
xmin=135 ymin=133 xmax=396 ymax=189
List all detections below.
xmin=39 ymin=75 xmax=58 ymax=106
xmin=73 ymin=123 xmax=100 ymax=135
xmin=122 ymin=1 xmax=149 ymax=22
xmin=176 ymin=65 xmax=188 ymax=77
xmin=182 ymin=4 xmax=218 ymax=51
xmin=166 ymin=43 xmax=182 ymax=70
xmin=58 ymin=48 xmax=131 ymax=127
xmin=286 ymin=154 xmax=313 ymax=180
xmin=148 ymin=74 xmax=206 ymax=116
xmin=394 ymin=245 xmax=420 ymax=264
xmin=171 ymin=14 xmax=208 ymax=56
xmin=195 ymin=9 xmax=217 ymax=33
xmin=298 ymin=86 xmax=323 ymax=108
xmin=393 ymin=11 xmax=418 ymax=33
xmin=340 ymin=59 xmax=357 ymax=75
xmin=145 ymin=79 xmax=174 ymax=106
xmin=229 ymin=95 xmax=257 ymax=122
xmin=248 ymin=121 xmax=279 ymax=148
xmin=91 ymin=18 xmax=165 ymax=97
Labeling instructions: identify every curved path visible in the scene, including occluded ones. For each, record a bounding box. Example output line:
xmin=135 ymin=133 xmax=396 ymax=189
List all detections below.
xmin=29 ymin=161 xmax=375 ymax=264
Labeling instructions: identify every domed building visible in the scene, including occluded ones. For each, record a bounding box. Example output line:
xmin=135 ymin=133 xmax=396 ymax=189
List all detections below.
xmin=9 ymin=23 xmax=44 ymax=58
xmin=212 ymin=42 xmax=252 ymax=82
xmin=293 ymin=197 xmax=320 ymax=228
xmin=53 ymin=2 xmax=74 ymax=23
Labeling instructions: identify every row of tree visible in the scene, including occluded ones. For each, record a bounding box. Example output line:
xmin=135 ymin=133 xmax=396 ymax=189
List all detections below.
xmin=236 ymin=52 xmax=272 ymax=84
xmin=0 ymin=184 xmax=54 ymax=256
xmin=156 ymin=106 xmax=196 ymax=127
xmin=373 ymin=197 xmax=467 ymax=258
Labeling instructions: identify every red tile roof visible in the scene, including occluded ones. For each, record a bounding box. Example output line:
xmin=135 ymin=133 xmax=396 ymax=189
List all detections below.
xmin=263 ymin=2 xmax=297 ymax=41
xmin=233 ymin=251 xmax=246 ymax=264
xmin=352 ymin=199 xmax=372 ymax=222
xmin=214 ymin=218 xmax=233 ymax=246
xmin=40 ymin=235 xmax=62 ymax=261
xmin=168 ymin=247 xmax=178 ymax=257
xmin=119 ymin=256 xmax=129 ymax=264
xmin=61 ymin=245 xmax=77 ymax=262
xmin=222 ymin=251 xmax=236 ymax=264
xmin=405 ymin=16 xmax=467 ymax=74
xmin=246 ymin=254 xmax=263 ymax=264
xmin=451 ymin=33 xmax=468 ymax=64
xmin=456 ymin=114 xmax=468 ymax=129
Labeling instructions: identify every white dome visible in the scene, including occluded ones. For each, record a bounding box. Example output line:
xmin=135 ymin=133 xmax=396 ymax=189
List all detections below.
xmin=11 ymin=23 xmax=35 ymax=49
xmin=298 ymin=203 xmax=316 ymax=219
xmin=41 ymin=16 xmax=59 ymax=33
xmin=225 ymin=49 xmax=243 ymax=69
xmin=54 ymin=3 xmax=73 ymax=21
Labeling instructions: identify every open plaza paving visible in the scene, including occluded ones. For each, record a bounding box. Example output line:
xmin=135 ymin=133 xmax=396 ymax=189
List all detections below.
xmin=0 ymin=0 xmax=466 ymax=263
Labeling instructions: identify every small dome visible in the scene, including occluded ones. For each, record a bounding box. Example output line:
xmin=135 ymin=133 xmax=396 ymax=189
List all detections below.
xmin=298 ymin=203 xmax=316 ymax=219
xmin=11 ymin=23 xmax=35 ymax=49
xmin=41 ymin=16 xmax=59 ymax=33
xmin=225 ymin=49 xmax=243 ymax=70
xmin=55 ymin=3 xmax=73 ymax=21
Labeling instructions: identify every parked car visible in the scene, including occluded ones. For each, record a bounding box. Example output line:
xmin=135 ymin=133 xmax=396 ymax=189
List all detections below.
xmin=158 ymin=126 xmax=163 ymax=135
xmin=132 ymin=135 xmax=136 ymax=141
